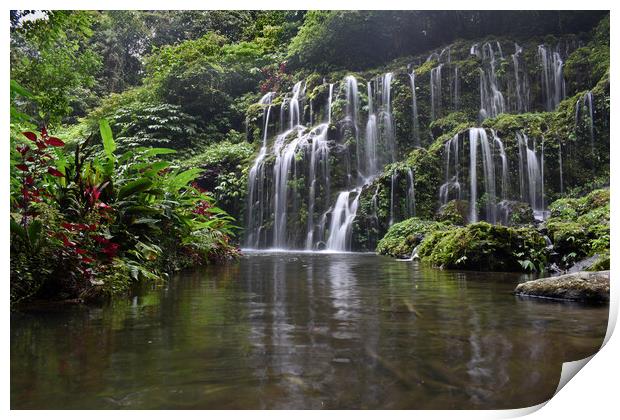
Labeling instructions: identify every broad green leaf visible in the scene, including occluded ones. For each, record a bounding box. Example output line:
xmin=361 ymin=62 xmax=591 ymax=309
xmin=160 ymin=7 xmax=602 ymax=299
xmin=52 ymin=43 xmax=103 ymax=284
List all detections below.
xmin=10 ymin=218 xmax=27 ymax=242
xmin=99 ymin=119 xmax=116 ymax=159
xmin=118 ymin=178 xmax=153 ymax=199
xmin=10 ymin=80 xmax=34 ymax=99
xmin=169 ymin=169 xmax=201 ymax=189
xmin=28 ymin=220 xmax=43 ymax=245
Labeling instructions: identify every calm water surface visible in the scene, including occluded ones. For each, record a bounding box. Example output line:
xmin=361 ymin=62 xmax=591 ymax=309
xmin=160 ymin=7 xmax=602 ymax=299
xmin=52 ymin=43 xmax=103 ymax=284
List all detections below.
xmin=11 ymin=252 xmax=608 ymax=409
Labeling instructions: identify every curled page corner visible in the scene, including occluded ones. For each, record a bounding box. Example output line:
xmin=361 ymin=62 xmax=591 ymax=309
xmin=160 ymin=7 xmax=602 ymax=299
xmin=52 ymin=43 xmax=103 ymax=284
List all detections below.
xmin=554 ymin=355 xmax=595 ymax=396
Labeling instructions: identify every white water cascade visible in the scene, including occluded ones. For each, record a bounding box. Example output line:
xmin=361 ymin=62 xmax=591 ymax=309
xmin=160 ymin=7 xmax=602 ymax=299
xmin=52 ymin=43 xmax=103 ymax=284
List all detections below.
xmin=478 ymin=42 xmax=505 ymax=120
xmin=511 ymin=43 xmax=530 ymax=113
xmin=325 ymin=189 xmax=361 ymax=251
xmin=273 ymin=127 xmax=304 ymax=248
xmin=430 ymin=64 xmax=443 ymax=120
xmin=538 ymin=45 xmax=566 ymax=111
xmin=245 ymin=92 xmax=276 ymax=248
xmin=439 ymin=133 xmax=462 ymax=205
xmin=409 ymin=71 xmax=421 ymax=148
xmin=575 ymin=91 xmax=595 ymax=153
xmin=407 ymin=168 xmax=416 ymax=217
xmin=305 ymin=124 xmax=331 ymax=249
xmin=389 ymin=171 xmax=397 ymax=226
xmin=516 ymin=132 xmax=545 ymax=219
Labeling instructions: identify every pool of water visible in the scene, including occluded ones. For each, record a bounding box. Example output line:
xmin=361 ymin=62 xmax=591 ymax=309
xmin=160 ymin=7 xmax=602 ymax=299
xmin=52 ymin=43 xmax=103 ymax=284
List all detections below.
xmin=11 ymin=252 xmax=608 ymax=409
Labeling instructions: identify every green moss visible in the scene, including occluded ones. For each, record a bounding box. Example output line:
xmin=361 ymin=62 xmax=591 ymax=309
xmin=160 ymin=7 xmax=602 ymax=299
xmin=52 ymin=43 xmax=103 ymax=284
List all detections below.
xmin=429 ymin=112 xmax=472 ymax=138
xmin=376 ymin=217 xmax=448 ymax=258
xmin=435 ymin=200 xmax=468 ymax=225
xmin=545 ymin=188 xmax=609 ymax=267
xmin=418 ymin=222 xmax=548 ymax=272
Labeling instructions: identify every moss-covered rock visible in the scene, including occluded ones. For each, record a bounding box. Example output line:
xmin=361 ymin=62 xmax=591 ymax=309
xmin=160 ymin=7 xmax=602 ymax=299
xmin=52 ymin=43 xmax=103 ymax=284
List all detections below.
xmin=515 ymin=270 xmax=609 ymax=302
xmin=435 ymin=200 xmax=468 ymax=225
xmin=417 ymin=222 xmax=548 ymax=272
xmin=497 ymin=200 xmax=534 ymax=226
xmin=376 ymin=217 xmax=448 ymax=258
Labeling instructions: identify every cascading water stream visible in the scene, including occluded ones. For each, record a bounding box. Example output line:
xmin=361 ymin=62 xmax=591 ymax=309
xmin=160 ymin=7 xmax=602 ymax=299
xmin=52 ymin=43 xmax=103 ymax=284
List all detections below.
xmin=467 ymin=129 xmax=497 ymax=223
xmin=409 ymin=71 xmax=421 ymax=148
xmin=538 ymin=45 xmax=566 ymax=111
xmin=288 ymin=81 xmax=305 ymax=128
xmin=380 ymin=73 xmax=396 ymax=164
xmin=516 ymin=132 xmax=545 ymax=219
xmin=365 ymin=81 xmax=379 ymax=177
xmin=273 ymin=127 xmax=304 ymax=248
xmin=439 ymin=133 xmax=461 ymax=205
xmin=325 ymin=189 xmax=361 ymax=251
xmin=478 ymin=42 xmax=505 ymax=120
xmin=389 ymin=171 xmax=397 ymax=226
xmin=327 ymin=83 xmax=334 ymax=124
xmin=407 ymin=168 xmax=416 ymax=217
xmin=492 ymin=130 xmax=509 ymax=200
xmin=430 ymin=64 xmax=443 ymax=120
xmin=452 ymin=66 xmax=460 ymax=111
xmin=245 ymin=92 xmax=275 ymax=248
xmin=511 ymin=44 xmax=530 ymax=113
xmin=576 ymin=91 xmax=595 ymax=154
xmin=305 ymin=124 xmax=330 ymax=249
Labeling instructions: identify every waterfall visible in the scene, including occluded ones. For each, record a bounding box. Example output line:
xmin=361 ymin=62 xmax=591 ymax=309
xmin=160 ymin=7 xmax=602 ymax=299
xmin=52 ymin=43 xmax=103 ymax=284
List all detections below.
xmin=538 ymin=45 xmax=565 ymax=111
xmin=478 ymin=42 xmax=505 ymax=120
xmin=273 ymin=128 xmax=303 ymax=248
xmin=245 ymin=92 xmax=275 ymax=247
xmin=576 ymin=91 xmax=595 ymax=154
xmin=469 ymin=129 xmax=478 ymax=223
xmin=407 ymin=168 xmax=416 ymax=217
xmin=452 ymin=66 xmax=460 ymax=111
xmin=511 ymin=43 xmax=530 ymax=113
xmin=344 ymin=75 xmax=361 ymax=182
xmin=492 ymin=130 xmax=509 ymax=200
xmin=516 ymin=132 xmax=544 ymax=216
xmin=409 ymin=71 xmax=421 ymax=148
xmin=325 ymin=189 xmax=361 ymax=251
xmin=468 ymin=128 xmax=496 ymax=224
xmin=365 ymin=114 xmax=379 ymax=178
xmin=327 ymin=83 xmax=334 ymax=124
xmin=364 ymin=81 xmax=379 ymax=178
xmin=470 ymin=43 xmax=481 ymax=58
xmin=288 ymin=81 xmax=305 ymax=128
xmin=305 ymin=124 xmax=330 ymax=249
xmin=380 ymin=73 xmax=396 ymax=164
xmin=430 ymin=64 xmax=442 ymax=120
xmin=439 ymin=133 xmax=461 ymax=205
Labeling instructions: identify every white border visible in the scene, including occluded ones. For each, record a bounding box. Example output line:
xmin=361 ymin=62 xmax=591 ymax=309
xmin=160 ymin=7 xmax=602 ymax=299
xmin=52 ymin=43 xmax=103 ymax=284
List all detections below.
xmin=3 ymin=1 xmax=617 ymax=418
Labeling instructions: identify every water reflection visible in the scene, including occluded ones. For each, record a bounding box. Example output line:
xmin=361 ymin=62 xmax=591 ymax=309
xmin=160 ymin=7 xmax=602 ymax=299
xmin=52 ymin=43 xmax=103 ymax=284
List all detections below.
xmin=11 ymin=252 xmax=608 ymax=409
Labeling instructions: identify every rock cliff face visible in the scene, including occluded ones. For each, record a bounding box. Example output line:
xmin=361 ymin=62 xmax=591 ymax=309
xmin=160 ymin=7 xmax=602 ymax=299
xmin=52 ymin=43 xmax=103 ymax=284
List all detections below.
xmin=515 ymin=271 xmax=610 ymax=302
xmin=240 ymin=15 xmax=609 ymax=259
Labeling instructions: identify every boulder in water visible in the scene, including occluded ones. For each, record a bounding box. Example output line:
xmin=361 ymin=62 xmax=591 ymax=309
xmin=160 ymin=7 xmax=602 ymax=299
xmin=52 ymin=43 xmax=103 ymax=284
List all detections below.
xmin=514 ymin=270 xmax=609 ymax=302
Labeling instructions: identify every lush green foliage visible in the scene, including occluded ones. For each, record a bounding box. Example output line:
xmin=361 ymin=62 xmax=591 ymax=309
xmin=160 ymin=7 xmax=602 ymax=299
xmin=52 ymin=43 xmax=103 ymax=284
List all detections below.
xmin=545 ymin=188 xmax=610 ymax=268
xmin=11 ymin=11 xmax=101 ymax=124
xmin=376 ymin=218 xmax=449 ymax=258
xmin=10 ymin=121 xmax=239 ymax=304
xmin=417 ymin=223 xmax=548 ymax=272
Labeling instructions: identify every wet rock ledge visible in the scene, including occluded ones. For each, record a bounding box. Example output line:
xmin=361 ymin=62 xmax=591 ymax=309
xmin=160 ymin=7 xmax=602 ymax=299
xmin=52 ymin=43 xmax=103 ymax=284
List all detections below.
xmin=515 ymin=271 xmax=610 ymax=303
